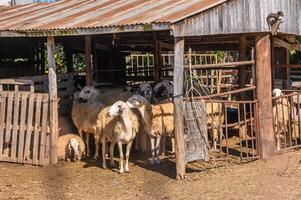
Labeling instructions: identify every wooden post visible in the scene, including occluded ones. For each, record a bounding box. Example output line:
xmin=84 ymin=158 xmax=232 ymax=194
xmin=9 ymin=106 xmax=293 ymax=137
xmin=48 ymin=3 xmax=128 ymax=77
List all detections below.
xmin=239 ymin=36 xmax=247 ymax=98
xmin=64 ymin=45 xmax=73 ymax=73
xmin=173 ymin=37 xmax=185 ymax=179
xmin=255 ymin=35 xmax=275 ymax=159
xmin=47 ymin=36 xmax=59 ymax=164
xmin=153 ymin=33 xmax=160 ymax=82
xmin=85 ymin=35 xmax=93 ymax=86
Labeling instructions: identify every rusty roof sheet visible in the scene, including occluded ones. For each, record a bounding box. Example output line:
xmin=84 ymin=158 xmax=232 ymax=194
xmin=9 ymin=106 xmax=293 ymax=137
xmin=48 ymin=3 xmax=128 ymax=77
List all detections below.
xmin=0 ymin=0 xmax=228 ymax=32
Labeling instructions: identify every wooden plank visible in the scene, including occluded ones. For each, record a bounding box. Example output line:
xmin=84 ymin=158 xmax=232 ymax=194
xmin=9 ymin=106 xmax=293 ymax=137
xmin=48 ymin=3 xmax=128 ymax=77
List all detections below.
xmin=39 ymin=94 xmax=49 ymax=165
xmin=85 ymin=35 xmax=93 ymax=86
xmin=17 ymin=93 xmax=28 ymax=163
xmin=0 ymin=92 xmax=7 ymax=158
xmin=33 ymin=94 xmax=42 ymax=165
xmin=239 ymin=36 xmax=247 ymax=99
xmin=23 ymin=93 xmax=34 ymax=164
xmin=274 ymin=64 xmax=301 ymax=69
xmin=186 ymin=60 xmax=255 ymax=69
xmin=256 ymin=35 xmax=275 ymax=159
xmin=173 ymin=37 xmax=186 ymax=180
xmin=10 ymin=92 xmax=20 ymax=162
xmin=3 ymin=92 xmax=13 ymax=156
xmin=47 ymin=36 xmax=59 ymax=164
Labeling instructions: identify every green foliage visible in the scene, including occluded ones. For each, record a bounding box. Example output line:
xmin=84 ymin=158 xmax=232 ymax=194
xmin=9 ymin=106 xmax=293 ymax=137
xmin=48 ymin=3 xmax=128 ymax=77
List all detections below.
xmin=290 ymin=37 xmax=301 ymax=64
xmin=73 ymin=53 xmax=86 ymax=73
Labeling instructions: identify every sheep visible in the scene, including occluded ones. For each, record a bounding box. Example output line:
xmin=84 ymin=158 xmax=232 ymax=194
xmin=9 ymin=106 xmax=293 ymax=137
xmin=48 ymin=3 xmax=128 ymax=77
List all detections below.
xmin=127 ymin=94 xmax=174 ymax=164
xmin=96 ymin=101 xmax=142 ymax=173
xmin=153 ymin=79 xmax=173 ymax=103
xmin=71 ymin=92 xmax=105 ymax=159
xmin=58 ymin=134 xmax=85 ymax=162
xmin=206 ymin=102 xmax=225 ymax=150
xmin=272 ymin=88 xmax=290 ymax=150
xmin=137 ymin=82 xmax=153 ymax=102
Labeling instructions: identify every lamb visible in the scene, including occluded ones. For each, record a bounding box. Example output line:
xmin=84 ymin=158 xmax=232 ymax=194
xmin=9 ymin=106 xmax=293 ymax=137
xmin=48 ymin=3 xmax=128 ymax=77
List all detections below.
xmin=206 ymin=102 xmax=225 ymax=150
xmin=127 ymin=94 xmax=174 ymax=164
xmin=58 ymin=134 xmax=85 ymax=162
xmin=96 ymin=101 xmax=142 ymax=173
xmin=71 ymin=92 xmax=105 ymax=159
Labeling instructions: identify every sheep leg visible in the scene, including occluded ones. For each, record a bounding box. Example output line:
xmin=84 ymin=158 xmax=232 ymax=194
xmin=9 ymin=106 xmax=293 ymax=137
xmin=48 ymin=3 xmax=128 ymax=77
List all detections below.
xmin=117 ymin=142 xmax=124 ymax=174
xmin=134 ymin=135 xmax=140 ymax=151
xmin=86 ymin=134 xmax=91 ymax=157
xmin=93 ymin=137 xmax=100 ymax=160
xmin=110 ymin=142 xmax=116 ymax=168
xmin=101 ymin=136 xmax=107 ymax=169
xmin=161 ymin=134 xmax=166 ymax=156
xmin=150 ymin=137 xmax=156 ymax=165
xmin=155 ymin=136 xmax=161 ymax=164
xmin=78 ymin=129 xmax=86 ymax=157
xmin=171 ymin=137 xmax=175 ymax=154
xmin=212 ymin=128 xmax=218 ymax=151
xmin=124 ymin=141 xmax=133 ymax=173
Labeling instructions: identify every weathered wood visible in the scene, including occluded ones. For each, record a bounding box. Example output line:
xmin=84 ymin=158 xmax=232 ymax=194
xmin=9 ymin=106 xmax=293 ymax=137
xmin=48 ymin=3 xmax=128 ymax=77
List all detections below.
xmin=256 ymin=35 xmax=275 ymax=159
xmin=85 ymin=35 xmax=93 ymax=86
xmin=39 ymin=94 xmax=49 ymax=165
xmin=199 ymin=86 xmax=256 ymax=99
xmin=0 ymin=93 xmax=7 ymax=157
xmin=185 ymin=60 xmax=255 ymax=69
xmin=239 ymin=36 xmax=247 ymax=91
xmin=10 ymin=92 xmax=20 ymax=162
xmin=23 ymin=93 xmax=34 ymax=163
xmin=153 ymin=33 xmax=160 ymax=82
xmin=173 ymin=37 xmax=185 ymax=180
xmin=17 ymin=93 xmax=28 ymax=163
xmin=47 ymin=36 xmax=59 ymax=164
xmin=33 ymin=94 xmax=42 ymax=165
xmin=4 ymin=92 xmax=13 ymax=156
xmin=274 ymin=64 xmax=301 ymax=69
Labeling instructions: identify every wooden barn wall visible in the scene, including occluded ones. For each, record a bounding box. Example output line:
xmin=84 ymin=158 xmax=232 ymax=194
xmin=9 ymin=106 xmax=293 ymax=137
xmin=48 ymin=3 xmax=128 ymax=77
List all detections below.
xmin=172 ymin=0 xmax=301 ymax=37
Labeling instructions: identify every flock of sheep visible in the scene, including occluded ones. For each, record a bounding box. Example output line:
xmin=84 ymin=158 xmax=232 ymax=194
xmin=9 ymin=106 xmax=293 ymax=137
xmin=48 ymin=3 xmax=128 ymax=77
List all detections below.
xmin=59 ymin=80 xmax=174 ymax=173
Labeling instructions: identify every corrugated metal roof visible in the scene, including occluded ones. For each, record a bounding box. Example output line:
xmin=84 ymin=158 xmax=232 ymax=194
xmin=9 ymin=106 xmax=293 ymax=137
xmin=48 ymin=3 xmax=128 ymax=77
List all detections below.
xmin=0 ymin=0 xmax=228 ymax=32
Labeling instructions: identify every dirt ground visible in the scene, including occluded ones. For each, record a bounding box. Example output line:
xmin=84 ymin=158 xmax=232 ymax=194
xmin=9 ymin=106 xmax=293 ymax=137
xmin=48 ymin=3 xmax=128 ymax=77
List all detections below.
xmin=1 ymin=150 xmax=301 ymax=200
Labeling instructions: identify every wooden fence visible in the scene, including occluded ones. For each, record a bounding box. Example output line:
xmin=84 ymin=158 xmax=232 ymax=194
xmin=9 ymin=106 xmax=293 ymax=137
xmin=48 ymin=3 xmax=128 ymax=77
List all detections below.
xmin=0 ymin=91 xmax=51 ymax=165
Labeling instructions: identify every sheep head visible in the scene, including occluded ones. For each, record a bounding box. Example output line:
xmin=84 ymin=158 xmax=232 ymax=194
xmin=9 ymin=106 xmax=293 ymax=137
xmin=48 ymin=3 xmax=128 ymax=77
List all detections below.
xmin=137 ymin=82 xmax=153 ymax=101
xmin=153 ymin=80 xmax=173 ymax=99
xmin=273 ymin=88 xmax=283 ymax=97
xmin=68 ymin=138 xmax=82 ymax=162
xmin=127 ymin=94 xmax=148 ymax=108
xmin=108 ymin=101 xmax=129 ymax=117
xmin=79 ymin=86 xmax=98 ymax=102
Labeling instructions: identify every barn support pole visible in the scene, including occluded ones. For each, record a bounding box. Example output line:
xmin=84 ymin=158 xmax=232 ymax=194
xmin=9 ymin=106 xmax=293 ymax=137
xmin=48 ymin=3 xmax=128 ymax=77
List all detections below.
xmin=153 ymin=33 xmax=160 ymax=82
xmin=173 ymin=37 xmax=185 ymax=179
xmin=238 ymin=35 xmax=247 ymax=99
xmin=255 ymin=35 xmax=275 ymax=159
xmin=85 ymin=35 xmax=93 ymax=86
xmin=47 ymin=36 xmax=59 ymax=164
xmin=64 ymin=45 xmax=73 ymax=73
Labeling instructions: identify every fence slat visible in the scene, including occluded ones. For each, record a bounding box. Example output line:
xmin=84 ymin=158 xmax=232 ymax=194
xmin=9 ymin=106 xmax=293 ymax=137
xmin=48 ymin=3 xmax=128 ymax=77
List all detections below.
xmin=10 ymin=92 xmax=20 ymax=162
xmin=39 ymin=94 xmax=49 ymax=165
xmin=23 ymin=93 xmax=34 ymax=164
xmin=4 ymin=92 xmax=13 ymax=156
xmin=33 ymin=94 xmax=42 ymax=165
xmin=17 ymin=93 xmax=28 ymax=163
xmin=0 ymin=93 xmax=7 ymax=157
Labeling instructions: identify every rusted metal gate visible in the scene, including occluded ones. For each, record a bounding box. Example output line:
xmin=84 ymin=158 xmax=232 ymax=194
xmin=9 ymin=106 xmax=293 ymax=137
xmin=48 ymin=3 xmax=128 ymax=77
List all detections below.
xmin=0 ymin=80 xmax=51 ymax=165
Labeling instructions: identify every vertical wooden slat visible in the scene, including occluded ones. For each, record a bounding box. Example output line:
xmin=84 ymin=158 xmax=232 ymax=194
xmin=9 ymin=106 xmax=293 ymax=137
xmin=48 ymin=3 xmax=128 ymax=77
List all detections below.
xmin=0 ymin=92 xmax=7 ymax=157
xmin=23 ymin=93 xmax=34 ymax=163
xmin=173 ymin=37 xmax=185 ymax=180
xmin=47 ymin=36 xmax=59 ymax=164
xmin=85 ymin=35 xmax=93 ymax=86
xmin=10 ymin=92 xmax=20 ymax=162
xmin=39 ymin=94 xmax=49 ymax=165
xmin=17 ymin=93 xmax=28 ymax=163
xmin=4 ymin=92 xmax=13 ymax=156
xmin=33 ymin=94 xmax=42 ymax=165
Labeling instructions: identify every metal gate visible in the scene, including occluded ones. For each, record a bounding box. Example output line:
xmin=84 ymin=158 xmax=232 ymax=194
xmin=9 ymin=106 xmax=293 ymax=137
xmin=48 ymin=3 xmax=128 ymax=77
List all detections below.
xmin=0 ymin=80 xmax=51 ymax=165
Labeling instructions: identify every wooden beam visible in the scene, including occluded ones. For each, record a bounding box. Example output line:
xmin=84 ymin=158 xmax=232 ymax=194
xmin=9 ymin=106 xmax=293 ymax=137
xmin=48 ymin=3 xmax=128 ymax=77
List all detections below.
xmin=64 ymin=45 xmax=73 ymax=73
xmin=185 ymin=60 xmax=255 ymax=69
xmin=200 ymin=86 xmax=256 ymax=99
xmin=153 ymin=33 xmax=160 ymax=82
xmin=273 ymin=64 xmax=301 ymax=68
xmin=47 ymin=36 xmax=58 ymax=164
xmin=159 ymin=41 xmax=173 ymax=50
xmin=255 ymin=35 xmax=275 ymax=160
xmin=239 ymin=36 xmax=247 ymax=99
xmin=173 ymin=37 xmax=185 ymax=180
xmin=274 ymin=37 xmax=292 ymax=50
xmin=85 ymin=35 xmax=93 ymax=86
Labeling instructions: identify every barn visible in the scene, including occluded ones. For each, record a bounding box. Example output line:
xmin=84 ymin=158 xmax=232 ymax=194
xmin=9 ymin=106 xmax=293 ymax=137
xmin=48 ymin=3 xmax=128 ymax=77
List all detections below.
xmin=0 ymin=0 xmax=300 ymax=179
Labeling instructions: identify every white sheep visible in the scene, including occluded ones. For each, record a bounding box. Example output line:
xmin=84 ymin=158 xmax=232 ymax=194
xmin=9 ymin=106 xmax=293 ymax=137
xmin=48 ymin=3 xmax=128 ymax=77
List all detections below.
xmin=127 ymin=94 xmax=174 ymax=164
xmin=272 ymin=88 xmax=290 ymax=150
xmin=71 ymin=92 xmax=104 ymax=159
xmin=58 ymin=134 xmax=85 ymax=162
xmin=96 ymin=101 xmax=142 ymax=173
